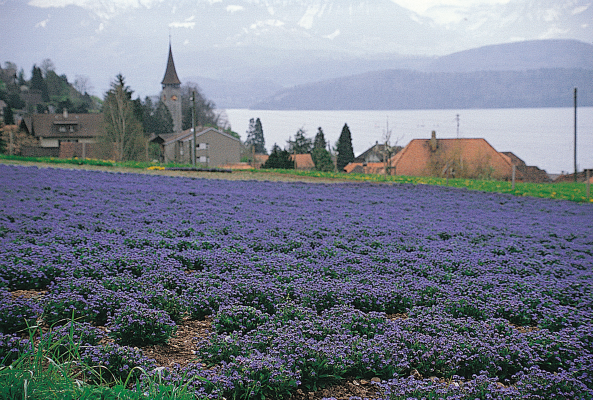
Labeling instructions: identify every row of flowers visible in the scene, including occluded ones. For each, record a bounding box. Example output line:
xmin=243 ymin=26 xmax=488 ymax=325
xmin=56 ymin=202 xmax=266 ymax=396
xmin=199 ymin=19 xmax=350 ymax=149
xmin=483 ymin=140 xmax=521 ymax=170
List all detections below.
xmin=1 ymin=164 xmax=592 ymax=399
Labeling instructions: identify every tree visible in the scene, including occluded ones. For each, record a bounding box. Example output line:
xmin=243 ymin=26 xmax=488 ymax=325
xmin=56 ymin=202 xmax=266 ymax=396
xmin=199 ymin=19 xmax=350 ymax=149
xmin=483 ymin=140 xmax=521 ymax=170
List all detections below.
xmin=180 ymin=83 xmax=226 ymax=131
xmin=30 ymin=65 xmax=49 ymax=102
xmin=336 ymin=123 xmax=355 ymax=171
xmin=287 ymin=128 xmax=312 ymax=154
xmin=313 ymin=127 xmax=327 ymax=150
xmin=245 ymin=118 xmax=266 ymax=154
xmin=74 ymin=75 xmax=93 ymax=95
xmin=0 ymin=124 xmax=38 ymax=155
xmin=311 ymin=127 xmax=334 ymax=172
xmin=141 ymin=97 xmax=174 ymax=136
xmin=40 ymin=58 xmax=55 ymax=77
xmin=17 ymin=69 xmax=26 ymax=86
xmin=262 ymin=144 xmax=294 ymax=169
xmin=101 ymin=74 xmax=145 ymax=161
xmin=3 ymin=106 xmax=14 ymax=125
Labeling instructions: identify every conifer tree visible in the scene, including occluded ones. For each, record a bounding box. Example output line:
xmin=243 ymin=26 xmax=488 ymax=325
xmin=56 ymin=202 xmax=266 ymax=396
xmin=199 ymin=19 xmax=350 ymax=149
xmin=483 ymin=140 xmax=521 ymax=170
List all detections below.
xmin=30 ymin=66 xmax=49 ymax=102
xmin=141 ymin=97 xmax=174 ymax=136
xmin=287 ymin=128 xmax=312 ymax=154
xmin=3 ymin=106 xmax=14 ymax=125
xmin=336 ymin=123 xmax=355 ymax=171
xmin=313 ymin=127 xmax=327 ymax=150
xmin=262 ymin=144 xmax=294 ymax=169
xmin=312 ymin=127 xmax=334 ymax=172
xmin=245 ymin=117 xmax=267 ymax=154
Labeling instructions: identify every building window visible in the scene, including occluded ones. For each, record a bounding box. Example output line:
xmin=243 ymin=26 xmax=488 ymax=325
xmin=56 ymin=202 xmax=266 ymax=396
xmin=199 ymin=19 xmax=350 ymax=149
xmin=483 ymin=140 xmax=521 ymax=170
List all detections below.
xmin=199 ymin=156 xmax=209 ymax=163
xmin=197 ymin=142 xmax=209 ymax=150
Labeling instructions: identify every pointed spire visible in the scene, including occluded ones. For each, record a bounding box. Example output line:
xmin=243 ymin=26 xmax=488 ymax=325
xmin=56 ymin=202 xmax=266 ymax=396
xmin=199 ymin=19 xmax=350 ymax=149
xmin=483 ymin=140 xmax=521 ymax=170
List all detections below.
xmin=161 ymin=43 xmax=181 ymax=86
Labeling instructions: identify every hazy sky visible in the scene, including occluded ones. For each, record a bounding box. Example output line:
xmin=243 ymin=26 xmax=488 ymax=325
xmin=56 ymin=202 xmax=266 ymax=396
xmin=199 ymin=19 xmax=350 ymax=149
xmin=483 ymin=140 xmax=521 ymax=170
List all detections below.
xmin=2 ymin=0 xmax=591 ymax=98
xmin=393 ymin=0 xmax=510 ymax=14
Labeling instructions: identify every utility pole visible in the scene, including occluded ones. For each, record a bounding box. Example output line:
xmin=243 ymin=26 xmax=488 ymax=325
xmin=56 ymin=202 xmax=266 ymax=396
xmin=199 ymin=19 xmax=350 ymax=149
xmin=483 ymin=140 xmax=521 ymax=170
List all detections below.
xmin=192 ymin=91 xmax=196 ymax=166
xmin=456 ymin=114 xmax=460 ymax=138
xmin=574 ymin=87 xmax=577 ymax=182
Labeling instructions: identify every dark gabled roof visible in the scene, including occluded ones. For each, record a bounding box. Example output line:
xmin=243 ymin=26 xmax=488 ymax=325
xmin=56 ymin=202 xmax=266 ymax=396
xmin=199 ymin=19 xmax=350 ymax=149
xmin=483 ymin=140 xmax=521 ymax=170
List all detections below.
xmin=161 ymin=44 xmax=181 ymax=86
xmin=151 ymin=127 xmax=241 ymax=145
xmin=21 ymin=113 xmax=104 ymax=138
xmin=354 ymin=142 xmax=402 ymax=163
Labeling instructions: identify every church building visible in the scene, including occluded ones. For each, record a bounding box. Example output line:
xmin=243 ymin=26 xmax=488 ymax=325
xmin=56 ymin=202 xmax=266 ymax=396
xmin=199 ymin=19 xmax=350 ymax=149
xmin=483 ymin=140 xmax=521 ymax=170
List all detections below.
xmin=161 ymin=43 xmax=182 ymax=133
xmin=151 ymin=43 xmax=241 ymax=167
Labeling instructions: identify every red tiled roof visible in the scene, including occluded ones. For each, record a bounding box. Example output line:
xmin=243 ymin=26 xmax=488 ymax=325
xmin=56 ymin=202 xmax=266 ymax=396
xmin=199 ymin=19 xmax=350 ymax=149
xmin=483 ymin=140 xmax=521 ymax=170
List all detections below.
xmin=290 ymin=154 xmax=315 ymax=170
xmin=389 ymin=136 xmax=515 ymax=180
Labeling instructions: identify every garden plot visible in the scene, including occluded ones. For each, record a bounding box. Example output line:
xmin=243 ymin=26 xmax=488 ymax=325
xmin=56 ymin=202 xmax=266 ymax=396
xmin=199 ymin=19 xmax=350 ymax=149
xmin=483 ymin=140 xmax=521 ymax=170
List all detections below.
xmin=1 ymin=164 xmax=592 ymax=399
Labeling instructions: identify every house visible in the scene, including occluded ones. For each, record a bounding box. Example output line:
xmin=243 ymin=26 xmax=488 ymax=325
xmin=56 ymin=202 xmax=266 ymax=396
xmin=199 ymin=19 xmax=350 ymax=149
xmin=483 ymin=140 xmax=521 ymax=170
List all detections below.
xmin=151 ymin=127 xmax=241 ymax=167
xmin=387 ymin=131 xmax=515 ymax=180
xmin=553 ymin=169 xmax=593 ymax=183
xmin=344 ymin=162 xmax=385 ymax=174
xmin=353 ymin=141 xmax=403 ymax=164
xmin=19 ymin=110 xmax=104 ymax=158
xmin=501 ymin=152 xmax=551 ymax=183
xmin=344 ymin=142 xmax=402 ymax=174
xmin=290 ymin=154 xmax=315 ymax=170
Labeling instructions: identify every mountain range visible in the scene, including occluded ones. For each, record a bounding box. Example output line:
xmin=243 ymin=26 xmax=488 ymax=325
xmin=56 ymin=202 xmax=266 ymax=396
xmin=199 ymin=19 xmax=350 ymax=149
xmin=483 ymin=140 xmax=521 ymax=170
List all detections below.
xmin=3 ymin=0 xmax=592 ymax=109
xmin=197 ymin=39 xmax=593 ymax=109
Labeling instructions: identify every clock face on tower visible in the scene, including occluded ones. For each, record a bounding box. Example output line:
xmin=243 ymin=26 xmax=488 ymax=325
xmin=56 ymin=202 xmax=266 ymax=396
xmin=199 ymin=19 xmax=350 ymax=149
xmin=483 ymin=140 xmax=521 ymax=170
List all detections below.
xmin=171 ymin=95 xmax=178 ymax=101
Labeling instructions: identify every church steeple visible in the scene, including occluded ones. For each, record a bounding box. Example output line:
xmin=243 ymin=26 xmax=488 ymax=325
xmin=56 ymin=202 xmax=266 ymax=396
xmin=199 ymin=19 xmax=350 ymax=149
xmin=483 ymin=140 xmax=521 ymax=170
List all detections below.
xmin=161 ymin=41 xmax=182 ymax=133
xmin=161 ymin=43 xmax=181 ymax=87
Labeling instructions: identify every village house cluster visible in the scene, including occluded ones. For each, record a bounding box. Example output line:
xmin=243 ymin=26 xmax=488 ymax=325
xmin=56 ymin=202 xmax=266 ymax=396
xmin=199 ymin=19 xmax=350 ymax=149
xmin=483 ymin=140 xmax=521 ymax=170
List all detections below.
xmin=344 ymin=131 xmax=550 ymax=182
xmin=3 ymin=46 xmax=572 ymax=183
xmin=15 ymin=45 xmax=241 ymax=168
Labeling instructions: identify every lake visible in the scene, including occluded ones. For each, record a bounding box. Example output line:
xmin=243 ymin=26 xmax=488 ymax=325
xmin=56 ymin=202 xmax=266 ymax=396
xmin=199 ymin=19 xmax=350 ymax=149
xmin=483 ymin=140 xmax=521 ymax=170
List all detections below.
xmin=225 ymin=107 xmax=593 ymax=175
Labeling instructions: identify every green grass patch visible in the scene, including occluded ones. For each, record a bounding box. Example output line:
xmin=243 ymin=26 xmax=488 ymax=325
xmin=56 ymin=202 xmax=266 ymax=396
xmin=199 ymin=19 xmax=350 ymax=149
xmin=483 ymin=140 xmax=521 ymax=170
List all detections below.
xmin=0 ymin=154 xmax=195 ymax=170
xmin=0 ymin=322 xmax=196 ymax=400
xmin=238 ymin=168 xmax=593 ymax=203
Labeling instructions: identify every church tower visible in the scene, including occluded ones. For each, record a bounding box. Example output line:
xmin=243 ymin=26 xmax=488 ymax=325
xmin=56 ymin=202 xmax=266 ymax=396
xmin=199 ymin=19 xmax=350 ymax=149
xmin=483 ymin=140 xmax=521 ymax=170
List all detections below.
xmin=161 ymin=43 xmax=182 ymax=133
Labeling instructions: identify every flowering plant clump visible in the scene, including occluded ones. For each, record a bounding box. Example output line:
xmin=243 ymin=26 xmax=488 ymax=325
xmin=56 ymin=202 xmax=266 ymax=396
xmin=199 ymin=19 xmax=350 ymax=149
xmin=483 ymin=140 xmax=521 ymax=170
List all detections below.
xmin=107 ymin=302 xmax=177 ymax=346
xmin=0 ymin=332 xmax=32 ymax=366
xmin=212 ymin=305 xmax=270 ymax=334
xmin=0 ymin=291 xmax=42 ymax=334
xmin=81 ymin=343 xmax=157 ymax=384
xmin=43 ymin=278 xmax=129 ymax=326
xmin=1 ymin=165 xmax=592 ymax=398
xmin=136 ymin=285 xmax=187 ymax=323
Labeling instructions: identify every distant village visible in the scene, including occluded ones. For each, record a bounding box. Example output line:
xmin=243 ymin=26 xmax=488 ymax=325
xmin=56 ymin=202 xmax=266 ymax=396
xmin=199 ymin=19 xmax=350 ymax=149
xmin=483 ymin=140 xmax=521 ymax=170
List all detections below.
xmin=0 ymin=49 xmax=588 ymax=184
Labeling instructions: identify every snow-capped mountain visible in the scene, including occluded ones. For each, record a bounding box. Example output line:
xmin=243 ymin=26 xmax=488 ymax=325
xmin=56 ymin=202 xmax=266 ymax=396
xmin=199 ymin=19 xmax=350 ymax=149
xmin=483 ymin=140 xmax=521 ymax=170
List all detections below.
xmin=2 ymin=0 xmax=591 ymax=101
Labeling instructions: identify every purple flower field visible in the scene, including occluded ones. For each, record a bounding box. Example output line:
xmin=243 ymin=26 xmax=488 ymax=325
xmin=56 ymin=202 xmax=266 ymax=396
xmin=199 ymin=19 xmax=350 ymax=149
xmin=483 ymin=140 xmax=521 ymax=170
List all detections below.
xmin=1 ymin=164 xmax=592 ymax=399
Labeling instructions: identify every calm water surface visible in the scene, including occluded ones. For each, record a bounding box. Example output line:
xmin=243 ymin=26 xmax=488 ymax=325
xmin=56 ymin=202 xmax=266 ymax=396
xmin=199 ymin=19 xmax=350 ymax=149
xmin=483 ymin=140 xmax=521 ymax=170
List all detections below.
xmin=225 ymin=107 xmax=593 ymax=175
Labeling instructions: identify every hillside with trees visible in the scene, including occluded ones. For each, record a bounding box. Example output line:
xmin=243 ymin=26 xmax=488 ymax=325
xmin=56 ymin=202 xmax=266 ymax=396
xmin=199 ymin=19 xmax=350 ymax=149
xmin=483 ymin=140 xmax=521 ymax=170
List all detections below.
xmin=253 ymin=68 xmax=593 ymax=110
xmin=0 ymin=60 xmax=100 ymax=121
